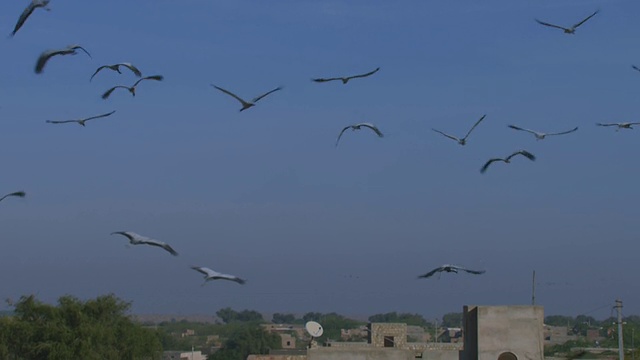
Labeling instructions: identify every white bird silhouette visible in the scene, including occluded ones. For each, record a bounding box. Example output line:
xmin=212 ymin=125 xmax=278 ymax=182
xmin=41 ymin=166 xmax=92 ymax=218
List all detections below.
xmin=191 ymin=266 xmax=246 ymax=285
xmin=508 ymin=125 xmax=578 ymax=140
xmin=35 ymin=45 xmax=91 ymax=74
xmin=596 ymin=122 xmax=640 ymax=131
xmin=336 ymin=123 xmax=384 ymax=147
xmin=211 ymin=84 xmax=282 ymax=112
xmin=46 ymin=111 xmax=116 ymax=126
xmin=90 ymin=63 xmax=142 ymax=82
xmin=418 ymin=264 xmax=486 ymax=279
xmin=0 ymin=191 xmax=26 ymax=203
xmin=11 ymin=0 xmax=50 ymax=37
xmin=535 ymin=10 xmax=599 ymax=34
xmin=312 ymin=67 xmax=380 ymax=84
xmin=102 ymin=75 xmax=163 ymax=99
xmin=480 ymin=150 xmax=536 ymax=174
xmin=110 ymin=231 xmax=178 ymax=256
xmin=432 ymin=114 xmax=486 ymax=146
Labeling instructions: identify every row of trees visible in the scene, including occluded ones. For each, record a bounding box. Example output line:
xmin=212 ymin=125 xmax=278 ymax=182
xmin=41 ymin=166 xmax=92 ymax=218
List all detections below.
xmin=215 ymin=307 xmax=264 ymax=324
xmin=0 ymin=294 xmax=162 ymax=360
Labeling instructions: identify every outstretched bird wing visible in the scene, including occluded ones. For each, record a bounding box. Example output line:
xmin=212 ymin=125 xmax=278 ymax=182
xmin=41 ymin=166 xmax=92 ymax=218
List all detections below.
xmin=546 ymin=127 xmax=579 ymax=136
xmin=359 ymin=123 xmax=384 ymax=138
xmin=12 ymin=0 xmax=48 ymax=37
xmin=120 ymin=63 xmax=143 ymax=77
xmin=506 ymin=150 xmax=536 ymax=162
xmin=46 ymin=120 xmax=79 ymax=125
xmin=211 ymin=85 xmax=250 ymax=106
xmin=461 ymin=268 xmax=486 ymax=275
xmin=418 ymin=267 xmax=444 ymax=279
xmin=141 ymin=238 xmax=178 ymax=256
xmin=69 ymin=45 xmax=92 ymax=58
xmin=252 ymin=86 xmax=283 ymax=103
xmin=345 ymin=67 xmax=381 ymax=81
xmin=311 ymin=76 xmax=343 ymax=83
xmin=89 ymin=65 xmax=110 ymax=82
xmin=101 ymin=86 xmax=130 ymax=100
xmin=633 ymin=65 xmax=640 ymax=73
xmin=456 ymin=266 xmax=486 ymax=275
xmin=212 ymin=273 xmax=246 ymax=284
xmin=572 ymin=10 xmax=599 ymax=29
xmin=480 ymin=158 xmax=504 ymax=174
xmin=133 ymin=75 xmax=163 ymax=87
xmin=191 ymin=266 xmax=215 ymax=277
xmin=110 ymin=231 xmax=136 ymax=242
xmin=508 ymin=125 xmax=539 ymax=136
xmin=83 ymin=110 xmax=117 ymax=122
xmin=596 ymin=123 xmax=618 ymax=127
xmin=463 ymin=114 xmax=487 ymax=140
xmin=535 ymin=19 xmax=570 ymax=32
xmin=432 ymin=128 xmax=461 ymax=143
xmin=0 ymin=191 xmax=26 ymax=202
xmin=35 ymin=49 xmax=63 ymax=74
xmin=335 ymin=126 xmax=352 ymax=147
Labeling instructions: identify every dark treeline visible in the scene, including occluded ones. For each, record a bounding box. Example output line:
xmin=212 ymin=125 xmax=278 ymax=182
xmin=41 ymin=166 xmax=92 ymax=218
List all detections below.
xmin=0 ymin=294 xmax=162 ymax=360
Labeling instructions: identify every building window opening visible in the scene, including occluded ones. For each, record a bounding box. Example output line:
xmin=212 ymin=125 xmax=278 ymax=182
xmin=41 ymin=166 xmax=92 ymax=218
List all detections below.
xmin=498 ymin=352 xmax=517 ymax=360
xmin=384 ymin=336 xmax=395 ymax=347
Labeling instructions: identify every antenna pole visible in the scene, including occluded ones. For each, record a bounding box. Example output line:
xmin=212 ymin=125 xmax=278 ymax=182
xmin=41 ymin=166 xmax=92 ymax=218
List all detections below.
xmin=532 ymin=270 xmax=536 ymax=305
xmin=616 ymin=299 xmax=624 ymax=360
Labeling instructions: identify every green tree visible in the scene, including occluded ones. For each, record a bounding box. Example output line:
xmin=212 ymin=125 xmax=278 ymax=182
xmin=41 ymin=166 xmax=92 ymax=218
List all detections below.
xmin=302 ymin=312 xmax=322 ymax=323
xmin=216 ymin=308 xmax=264 ymax=324
xmin=312 ymin=313 xmax=364 ymax=342
xmin=272 ymin=313 xmax=296 ymax=324
xmin=441 ymin=312 xmax=463 ymax=328
xmin=216 ymin=307 xmax=239 ymax=324
xmin=0 ymin=293 xmax=162 ymax=360
xmin=544 ymin=315 xmax=574 ymax=327
xmin=237 ymin=310 xmax=264 ymax=323
xmin=210 ymin=324 xmax=280 ymax=360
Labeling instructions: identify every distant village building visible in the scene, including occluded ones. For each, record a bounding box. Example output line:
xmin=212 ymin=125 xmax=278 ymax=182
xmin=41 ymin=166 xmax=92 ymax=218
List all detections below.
xmin=586 ymin=328 xmax=604 ymax=342
xmin=181 ymin=329 xmax=196 ymax=338
xmin=543 ymin=325 xmax=578 ymax=345
xmin=163 ymin=349 xmax=207 ymax=360
xmin=341 ymin=326 xmax=369 ymax=341
xmin=260 ymin=323 xmax=304 ymax=350
xmin=280 ymin=333 xmax=296 ymax=349
xmin=439 ymin=327 xmax=463 ymax=343
xmin=248 ymin=305 xmax=544 ymax=360
xmin=206 ymin=334 xmax=220 ymax=345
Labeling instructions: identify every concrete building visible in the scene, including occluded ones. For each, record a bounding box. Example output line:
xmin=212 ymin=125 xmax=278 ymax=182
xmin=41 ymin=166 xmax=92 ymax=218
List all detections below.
xmin=460 ymin=305 xmax=544 ymax=360
xmin=248 ymin=305 xmax=546 ymax=360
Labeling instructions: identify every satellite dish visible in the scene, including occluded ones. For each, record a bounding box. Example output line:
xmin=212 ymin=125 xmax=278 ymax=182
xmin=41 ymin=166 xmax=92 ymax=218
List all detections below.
xmin=305 ymin=321 xmax=324 ymax=337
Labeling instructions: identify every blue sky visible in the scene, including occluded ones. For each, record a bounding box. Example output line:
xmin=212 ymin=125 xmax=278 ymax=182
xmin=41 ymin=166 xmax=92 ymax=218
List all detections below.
xmin=0 ymin=0 xmax=639 ymax=320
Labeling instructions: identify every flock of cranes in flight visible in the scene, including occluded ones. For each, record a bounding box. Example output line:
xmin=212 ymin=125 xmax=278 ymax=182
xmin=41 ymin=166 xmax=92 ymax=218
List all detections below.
xmin=3 ymin=0 xmax=640 ymax=289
